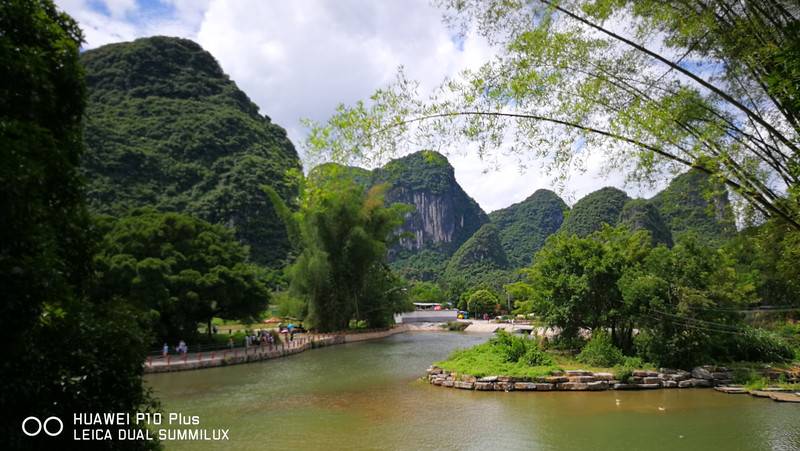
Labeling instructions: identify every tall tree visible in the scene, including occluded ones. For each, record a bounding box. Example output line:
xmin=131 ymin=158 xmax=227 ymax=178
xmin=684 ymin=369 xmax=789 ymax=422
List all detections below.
xmin=0 ymin=1 xmax=156 ymax=448
xmin=306 ymin=0 xmax=800 ymax=229
xmin=521 ymin=225 xmax=652 ymax=349
xmin=266 ymin=175 xmax=412 ymax=332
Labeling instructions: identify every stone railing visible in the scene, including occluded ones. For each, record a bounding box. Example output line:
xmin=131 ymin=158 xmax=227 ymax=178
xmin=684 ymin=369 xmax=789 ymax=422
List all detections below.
xmin=425 ymin=365 xmax=736 ymax=391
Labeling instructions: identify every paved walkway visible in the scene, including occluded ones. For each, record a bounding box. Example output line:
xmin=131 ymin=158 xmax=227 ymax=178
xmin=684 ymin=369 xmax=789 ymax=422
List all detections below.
xmin=144 ymin=334 xmax=331 ymax=372
xmin=143 ymin=325 xmax=411 ymax=373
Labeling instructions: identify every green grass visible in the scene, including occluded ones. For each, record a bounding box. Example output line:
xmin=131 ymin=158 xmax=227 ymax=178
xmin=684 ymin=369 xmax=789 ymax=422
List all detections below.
xmin=435 ymin=331 xmax=659 ymax=378
xmin=436 ymin=341 xmax=560 ymax=378
xmin=744 ymin=377 xmax=800 ymax=391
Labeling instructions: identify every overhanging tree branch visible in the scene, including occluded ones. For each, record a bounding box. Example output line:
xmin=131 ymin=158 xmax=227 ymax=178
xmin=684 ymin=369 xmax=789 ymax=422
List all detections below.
xmin=539 ymin=0 xmax=800 ymax=156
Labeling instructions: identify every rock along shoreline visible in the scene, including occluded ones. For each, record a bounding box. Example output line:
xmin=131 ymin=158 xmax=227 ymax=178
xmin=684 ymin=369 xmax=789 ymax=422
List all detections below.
xmin=425 ymin=365 xmax=800 ymax=402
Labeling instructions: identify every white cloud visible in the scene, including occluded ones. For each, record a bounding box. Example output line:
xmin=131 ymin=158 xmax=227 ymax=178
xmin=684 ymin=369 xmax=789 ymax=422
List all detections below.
xmin=101 ymin=0 xmax=137 ymax=18
xmin=55 ymin=0 xmax=664 ymax=213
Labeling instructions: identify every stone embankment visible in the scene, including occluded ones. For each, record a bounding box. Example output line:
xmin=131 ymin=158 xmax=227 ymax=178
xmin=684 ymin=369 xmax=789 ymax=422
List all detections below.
xmin=425 ymin=365 xmax=800 ymax=403
xmin=145 ymin=324 xmax=410 ymax=373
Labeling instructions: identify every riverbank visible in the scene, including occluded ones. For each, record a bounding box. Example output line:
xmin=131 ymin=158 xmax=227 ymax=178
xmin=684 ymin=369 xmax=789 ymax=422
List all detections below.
xmin=424 ymin=365 xmax=800 ymax=403
xmin=147 ymin=332 xmax=800 ymax=450
xmin=144 ymin=324 xmax=411 ymax=373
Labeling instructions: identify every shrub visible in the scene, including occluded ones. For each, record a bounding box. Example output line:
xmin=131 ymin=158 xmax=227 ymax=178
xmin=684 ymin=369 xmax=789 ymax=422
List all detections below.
xmin=505 ymin=337 xmax=528 ymax=362
xmin=732 ymin=368 xmax=759 ymax=385
xmin=522 ymin=346 xmax=555 ymax=366
xmin=728 ymin=327 xmax=794 ymax=363
xmin=613 ymin=366 xmax=634 ymax=383
xmin=544 ymin=335 xmax=586 ymax=352
xmin=491 ymin=330 xmax=554 ymax=366
xmin=577 ymin=331 xmax=625 ymax=367
xmin=621 ymin=356 xmax=645 ymax=368
xmin=443 ymin=321 xmax=470 ymax=331
xmin=612 ymin=357 xmax=650 ymax=383
xmin=633 ymin=329 xmax=709 ymax=368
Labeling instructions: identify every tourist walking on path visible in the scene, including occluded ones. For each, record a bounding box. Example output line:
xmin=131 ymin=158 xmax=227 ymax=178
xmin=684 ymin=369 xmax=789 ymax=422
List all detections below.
xmin=162 ymin=343 xmax=169 ymax=357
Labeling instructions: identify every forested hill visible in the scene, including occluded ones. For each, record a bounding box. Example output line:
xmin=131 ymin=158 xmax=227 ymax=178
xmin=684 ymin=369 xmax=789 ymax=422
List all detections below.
xmin=442 ymin=223 xmax=511 ymax=291
xmin=488 ymin=189 xmax=569 ymax=267
xmin=80 ymin=36 xmax=301 ymax=267
xmin=559 ymin=186 xmax=631 ymax=237
xmin=650 ymin=169 xmax=736 ymax=244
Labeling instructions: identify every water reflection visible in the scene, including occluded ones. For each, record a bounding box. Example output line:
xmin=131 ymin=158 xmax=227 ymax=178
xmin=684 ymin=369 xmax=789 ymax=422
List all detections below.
xmin=147 ymin=332 xmax=800 ymax=451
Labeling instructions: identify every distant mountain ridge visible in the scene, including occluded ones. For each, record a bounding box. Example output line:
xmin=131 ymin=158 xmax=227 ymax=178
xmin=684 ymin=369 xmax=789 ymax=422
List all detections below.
xmin=76 ymin=37 xmax=735 ymax=283
xmin=315 ymin=154 xmax=736 ymax=283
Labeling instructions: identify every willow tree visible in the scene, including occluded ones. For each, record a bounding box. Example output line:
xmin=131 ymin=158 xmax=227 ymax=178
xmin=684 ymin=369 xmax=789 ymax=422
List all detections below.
xmin=306 ymin=0 xmax=800 ymax=229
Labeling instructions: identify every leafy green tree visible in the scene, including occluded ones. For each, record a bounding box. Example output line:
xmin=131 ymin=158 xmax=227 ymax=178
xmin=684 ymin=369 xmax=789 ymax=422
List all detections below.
xmin=461 ymin=289 xmax=500 ymax=317
xmin=521 ymin=226 xmax=653 ymax=349
xmin=267 ymin=176 xmax=412 ymax=331
xmin=306 ymin=0 xmax=800 ymax=230
xmin=409 ymin=281 xmax=447 ymax=304
xmin=1 ymin=2 xmax=156 ymax=448
xmin=94 ymin=210 xmax=269 ymax=341
xmin=724 ymin=219 xmax=800 ymax=307
xmin=620 ymin=234 xmax=759 ymax=366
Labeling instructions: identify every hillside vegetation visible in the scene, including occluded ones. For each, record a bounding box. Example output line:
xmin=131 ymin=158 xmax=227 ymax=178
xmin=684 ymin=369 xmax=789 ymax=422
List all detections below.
xmin=489 ymin=189 xmax=568 ymax=267
xmin=620 ymin=199 xmax=673 ymax=247
xmin=650 ymin=169 xmax=736 ymax=244
xmin=559 ymin=187 xmax=630 ymax=237
xmin=81 ymin=36 xmax=301 ymax=267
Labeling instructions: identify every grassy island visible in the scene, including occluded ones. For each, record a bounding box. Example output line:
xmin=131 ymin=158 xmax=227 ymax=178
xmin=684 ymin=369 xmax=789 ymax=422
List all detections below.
xmin=437 ymin=331 xmax=560 ymax=378
xmin=436 ymin=331 xmax=654 ymax=379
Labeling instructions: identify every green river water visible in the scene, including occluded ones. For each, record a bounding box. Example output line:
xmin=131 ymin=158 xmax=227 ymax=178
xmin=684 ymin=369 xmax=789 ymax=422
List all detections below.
xmin=147 ymin=332 xmax=800 ymax=450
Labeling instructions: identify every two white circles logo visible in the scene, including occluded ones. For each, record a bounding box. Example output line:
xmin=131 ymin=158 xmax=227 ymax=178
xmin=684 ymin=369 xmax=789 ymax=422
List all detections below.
xmin=22 ymin=416 xmax=63 ymax=437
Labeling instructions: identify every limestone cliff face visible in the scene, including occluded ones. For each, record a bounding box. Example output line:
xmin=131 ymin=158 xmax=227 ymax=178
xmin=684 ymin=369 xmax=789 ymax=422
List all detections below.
xmin=388 ymin=185 xmax=483 ymax=252
xmin=373 ymin=151 xmax=488 ymax=258
xmin=312 ymin=151 xmax=488 ymax=280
